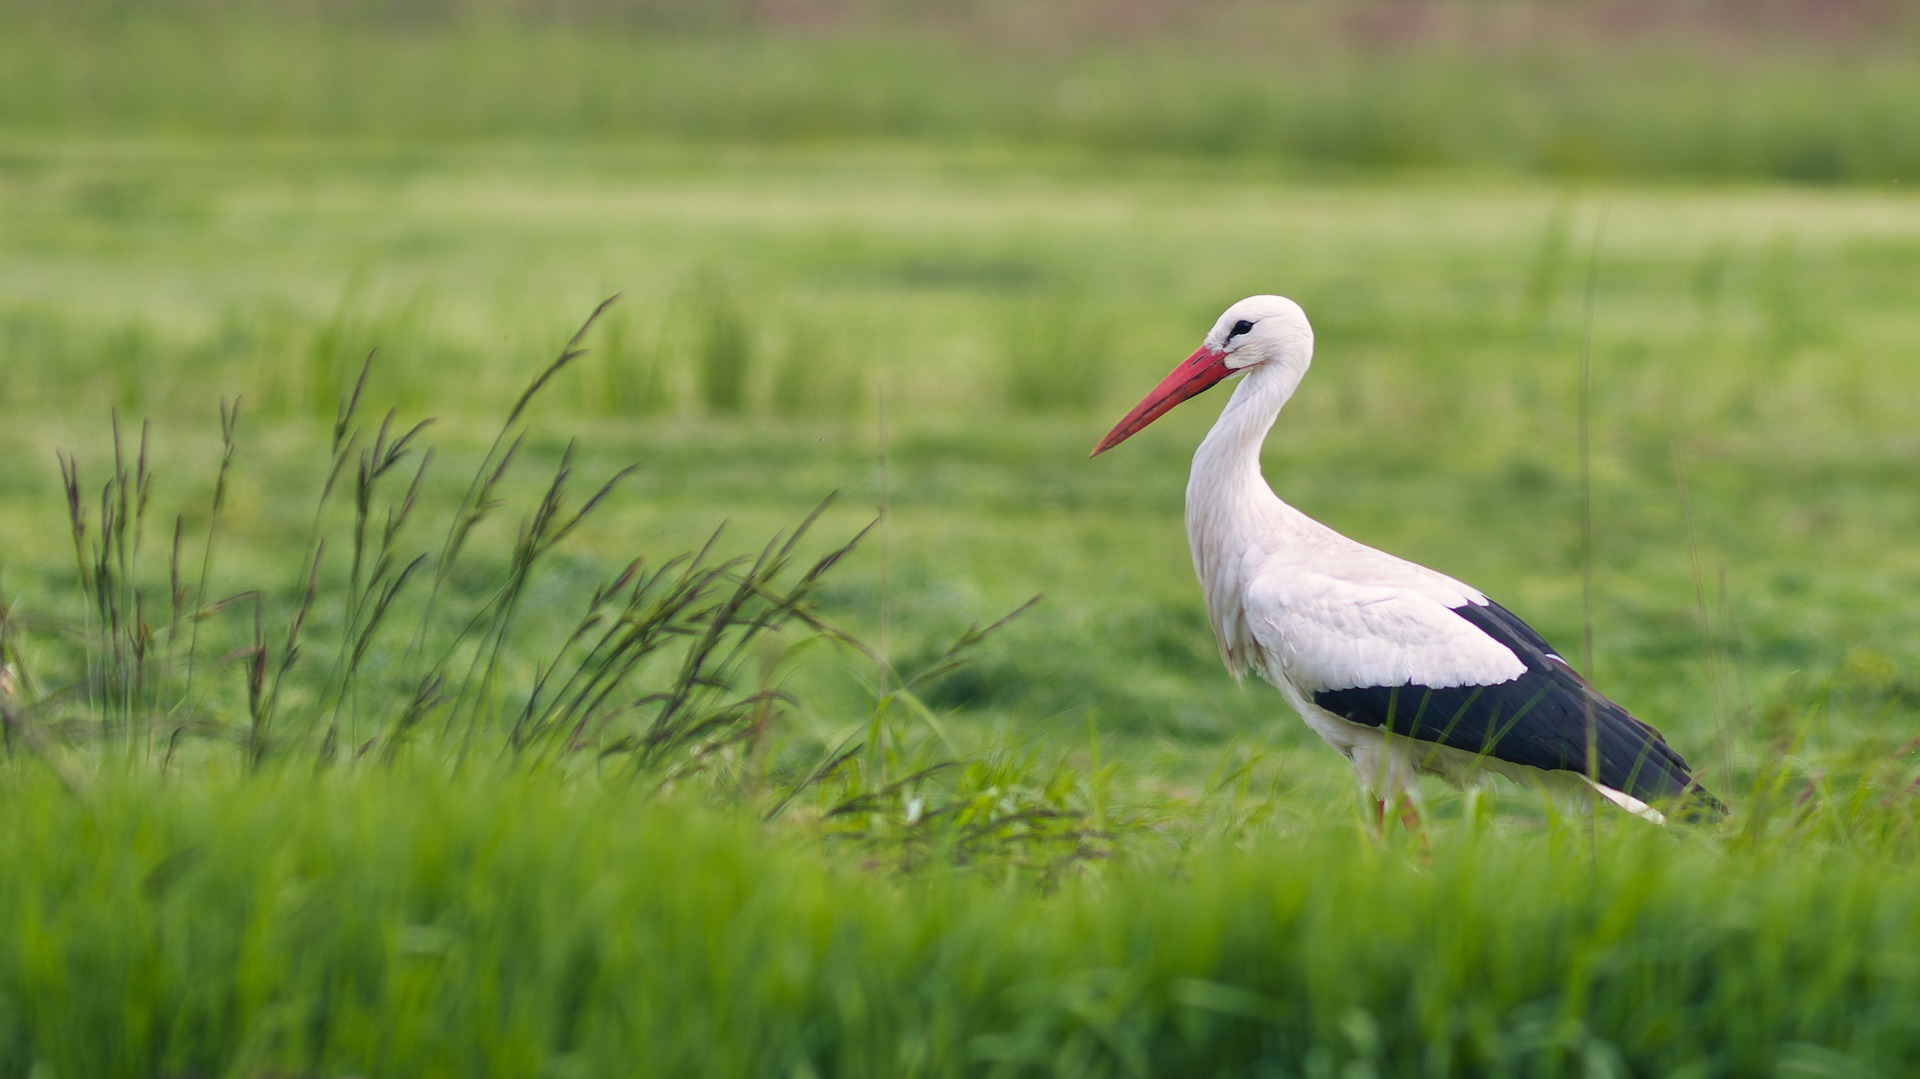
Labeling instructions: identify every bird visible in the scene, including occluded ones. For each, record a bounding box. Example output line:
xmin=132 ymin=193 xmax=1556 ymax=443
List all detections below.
xmin=1091 ymin=295 xmax=1725 ymax=827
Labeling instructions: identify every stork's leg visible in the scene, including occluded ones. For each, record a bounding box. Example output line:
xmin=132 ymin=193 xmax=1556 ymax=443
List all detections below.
xmin=1365 ymin=792 xmax=1429 ymax=854
xmin=1399 ymin=800 xmax=1431 ymax=855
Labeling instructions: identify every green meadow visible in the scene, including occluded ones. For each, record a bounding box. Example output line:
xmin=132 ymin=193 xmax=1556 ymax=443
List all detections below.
xmin=3 ymin=4 xmax=1920 ymax=1074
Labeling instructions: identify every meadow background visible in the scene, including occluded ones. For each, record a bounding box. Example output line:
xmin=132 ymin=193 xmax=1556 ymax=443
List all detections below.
xmin=2 ymin=1 xmax=1919 ymax=1074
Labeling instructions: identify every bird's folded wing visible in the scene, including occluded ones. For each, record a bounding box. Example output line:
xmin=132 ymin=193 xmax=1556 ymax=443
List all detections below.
xmin=1246 ymin=570 xmax=1703 ymax=802
xmin=1245 ymin=569 xmax=1526 ymax=694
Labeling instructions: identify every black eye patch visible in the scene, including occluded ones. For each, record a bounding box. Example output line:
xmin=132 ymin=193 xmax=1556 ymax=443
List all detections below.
xmin=1227 ymin=319 xmax=1255 ymax=341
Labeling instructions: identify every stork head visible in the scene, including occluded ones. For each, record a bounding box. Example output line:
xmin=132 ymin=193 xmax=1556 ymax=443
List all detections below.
xmin=1091 ymin=295 xmax=1313 ymax=456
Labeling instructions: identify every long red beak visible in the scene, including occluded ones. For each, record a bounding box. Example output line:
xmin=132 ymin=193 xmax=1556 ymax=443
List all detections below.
xmin=1090 ymin=346 xmax=1232 ymax=456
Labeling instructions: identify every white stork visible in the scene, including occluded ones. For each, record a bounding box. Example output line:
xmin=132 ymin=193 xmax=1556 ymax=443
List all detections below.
xmin=1092 ymin=296 xmax=1725 ymax=826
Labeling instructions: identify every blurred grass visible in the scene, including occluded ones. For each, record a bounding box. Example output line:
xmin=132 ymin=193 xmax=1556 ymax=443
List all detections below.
xmin=3 ymin=766 xmax=1920 ymax=1076
xmin=6 ymin=1 xmax=1920 ymax=182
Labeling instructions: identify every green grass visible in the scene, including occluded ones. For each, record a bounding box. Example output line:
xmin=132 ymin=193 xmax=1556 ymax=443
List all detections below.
xmin=7 ymin=3 xmax=1920 ymax=183
xmin=5 ymin=4 xmax=1920 ymax=1071
xmin=3 ymin=767 xmax=1920 ymax=1077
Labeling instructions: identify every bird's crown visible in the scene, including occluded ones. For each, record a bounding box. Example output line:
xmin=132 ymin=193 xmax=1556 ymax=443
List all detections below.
xmin=1207 ymin=296 xmax=1313 ymax=368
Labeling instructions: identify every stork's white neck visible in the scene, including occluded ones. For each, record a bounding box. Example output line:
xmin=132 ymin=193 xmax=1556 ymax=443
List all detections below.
xmin=1185 ymin=358 xmax=1315 ymax=679
xmin=1193 ymin=360 xmax=1306 ymax=485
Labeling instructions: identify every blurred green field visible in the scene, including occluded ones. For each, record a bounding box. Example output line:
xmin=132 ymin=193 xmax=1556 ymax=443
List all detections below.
xmin=9 ymin=0 xmax=1920 ymax=182
xmin=4 ymin=3 xmax=1920 ymax=1074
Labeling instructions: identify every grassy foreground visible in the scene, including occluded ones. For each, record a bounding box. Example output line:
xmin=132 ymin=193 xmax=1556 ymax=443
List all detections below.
xmin=2 ymin=766 xmax=1919 ymax=1077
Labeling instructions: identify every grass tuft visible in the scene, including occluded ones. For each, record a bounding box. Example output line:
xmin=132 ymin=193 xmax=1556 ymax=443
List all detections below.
xmin=690 ymin=275 xmax=755 ymax=415
xmin=9 ymin=301 xmax=912 ymax=799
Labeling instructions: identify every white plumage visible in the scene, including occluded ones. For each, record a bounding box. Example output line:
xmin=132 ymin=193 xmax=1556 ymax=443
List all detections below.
xmin=1093 ymin=295 xmax=1723 ymax=826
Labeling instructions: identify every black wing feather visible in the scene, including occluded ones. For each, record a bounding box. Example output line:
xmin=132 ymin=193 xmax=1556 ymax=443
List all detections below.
xmin=1311 ymin=599 xmax=1725 ymax=818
